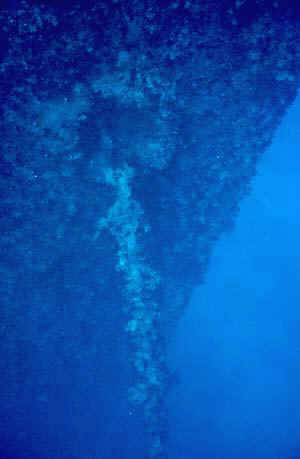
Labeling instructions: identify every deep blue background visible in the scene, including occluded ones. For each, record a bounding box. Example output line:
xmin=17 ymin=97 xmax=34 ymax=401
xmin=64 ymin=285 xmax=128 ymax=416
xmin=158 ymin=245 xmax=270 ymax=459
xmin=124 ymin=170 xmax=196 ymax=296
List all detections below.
xmin=168 ymin=93 xmax=300 ymax=458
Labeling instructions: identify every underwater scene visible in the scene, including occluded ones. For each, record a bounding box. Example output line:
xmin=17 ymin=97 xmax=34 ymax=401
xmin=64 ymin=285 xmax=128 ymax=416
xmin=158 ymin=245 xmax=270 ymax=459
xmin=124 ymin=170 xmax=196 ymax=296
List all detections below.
xmin=0 ymin=1 xmax=300 ymax=458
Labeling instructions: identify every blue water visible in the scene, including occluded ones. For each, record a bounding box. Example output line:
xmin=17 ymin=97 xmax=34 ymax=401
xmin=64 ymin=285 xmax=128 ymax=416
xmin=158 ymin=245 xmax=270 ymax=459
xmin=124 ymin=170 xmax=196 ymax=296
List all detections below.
xmin=168 ymin=94 xmax=300 ymax=459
